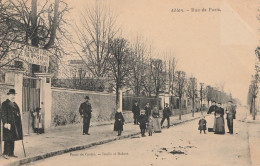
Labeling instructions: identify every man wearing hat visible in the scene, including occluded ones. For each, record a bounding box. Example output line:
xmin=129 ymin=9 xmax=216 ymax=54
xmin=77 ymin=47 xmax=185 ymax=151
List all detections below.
xmin=79 ymin=96 xmax=92 ymax=135
xmin=1 ymin=89 xmax=23 ymax=159
xmin=161 ymin=103 xmax=171 ymax=128
xmin=225 ymin=100 xmax=236 ymax=134
xmin=132 ymin=101 xmax=140 ymax=125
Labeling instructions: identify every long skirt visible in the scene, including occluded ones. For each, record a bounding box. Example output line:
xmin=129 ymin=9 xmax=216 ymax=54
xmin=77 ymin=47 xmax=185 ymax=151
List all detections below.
xmin=213 ymin=117 xmax=225 ymax=134
xmin=153 ymin=117 xmax=161 ymax=132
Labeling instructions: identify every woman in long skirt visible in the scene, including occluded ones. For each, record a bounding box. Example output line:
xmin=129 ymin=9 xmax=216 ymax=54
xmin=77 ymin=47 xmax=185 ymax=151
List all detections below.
xmin=33 ymin=107 xmax=44 ymax=134
xmin=152 ymin=105 xmax=161 ymax=133
xmin=213 ymin=103 xmax=225 ymax=134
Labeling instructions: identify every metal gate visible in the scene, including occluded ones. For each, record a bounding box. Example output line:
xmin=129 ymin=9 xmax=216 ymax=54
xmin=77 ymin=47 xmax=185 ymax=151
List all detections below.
xmin=22 ymin=77 xmax=40 ymax=135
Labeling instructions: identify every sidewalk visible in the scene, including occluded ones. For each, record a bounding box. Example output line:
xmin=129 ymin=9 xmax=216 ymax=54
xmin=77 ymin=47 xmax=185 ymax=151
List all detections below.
xmin=245 ymin=114 xmax=260 ymax=166
xmin=0 ymin=112 xmax=203 ymax=166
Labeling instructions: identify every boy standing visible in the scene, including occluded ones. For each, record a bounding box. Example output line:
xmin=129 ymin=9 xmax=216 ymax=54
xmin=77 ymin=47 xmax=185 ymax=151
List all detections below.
xmin=138 ymin=110 xmax=147 ymax=137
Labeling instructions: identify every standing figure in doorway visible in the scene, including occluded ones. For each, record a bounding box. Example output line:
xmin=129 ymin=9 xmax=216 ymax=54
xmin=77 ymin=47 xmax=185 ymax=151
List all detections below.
xmin=33 ymin=107 xmax=43 ymax=134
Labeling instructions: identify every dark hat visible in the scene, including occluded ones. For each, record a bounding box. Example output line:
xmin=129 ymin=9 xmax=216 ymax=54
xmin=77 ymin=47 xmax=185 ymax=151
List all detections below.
xmin=85 ymin=96 xmax=90 ymax=100
xmin=218 ymin=102 xmax=222 ymax=105
xmin=228 ymin=100 xmax=233 ymax=103
xmin=212 ymin=100 xmax=216 ymax=103
xmin=7 ymin=89 xmax=16 ymax=95
xmin=36 ymin=107 xmax=41 ymax=111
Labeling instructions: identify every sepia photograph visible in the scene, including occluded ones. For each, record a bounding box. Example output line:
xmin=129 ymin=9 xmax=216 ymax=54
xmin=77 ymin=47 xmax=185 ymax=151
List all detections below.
xmin=0 ymin=0 xmax=259 ymax=165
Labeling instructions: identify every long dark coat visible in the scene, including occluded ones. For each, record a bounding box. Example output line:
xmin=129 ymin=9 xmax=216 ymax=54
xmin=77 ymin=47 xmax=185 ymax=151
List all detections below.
xmin=132 ymin=104 xmax=140 ymax=118
xmin=198 ymin=119 xmax=207 ymax=130
xmin=1 ymin=99 xmax=23 ymax=141
xmin=162 ymin=107 xmax=171 ymax=118
xmin=144 ymin=106 xmax=152 ymax=119
xmin=114 ymin=112 xmax=125 ymax=131
xmin=138 ymin=114 xmax=147 ymax=129
xmin=79 ymin=101 xmax=92 ymax=119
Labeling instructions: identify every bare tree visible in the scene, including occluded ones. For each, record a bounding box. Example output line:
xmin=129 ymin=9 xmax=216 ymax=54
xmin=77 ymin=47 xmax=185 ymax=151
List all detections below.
xmin=128 ymin=35 xmax=147 ymax=96
xmin=187 ymin=77 xmax=197 ymax=117
xmin=150 ymin=58 xmax=166 ymax=104
xmin=205 ymin=85 xmax=213 ymax=107
xmin=168 ymin=57 xmax=177 ymax=95
xmin=142 ymin=45 xmax=154 ymax=97
xmin=199 ymin=82 xmax=204 ymax=112
xmin=108 ymin=38 xmax=132 ymax=109
xmin=72 ymin=2 xmax=118 ymax=81
xmin=0 ymin=0 xmax=70 ymax=73
xmin=174 ymin=71 xmax=186 ymax=120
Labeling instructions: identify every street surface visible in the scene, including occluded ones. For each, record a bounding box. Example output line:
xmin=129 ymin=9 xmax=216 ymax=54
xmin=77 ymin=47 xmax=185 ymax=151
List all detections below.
xmin=27 ymin=107 xmax=252 ymax=166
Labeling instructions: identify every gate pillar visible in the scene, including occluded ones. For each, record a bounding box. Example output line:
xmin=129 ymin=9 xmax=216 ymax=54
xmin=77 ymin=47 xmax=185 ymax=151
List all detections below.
xmin=5 ymin=69 xmax=24 ymax=116
xmin=34 ymin=73 xmax=52 ymax=129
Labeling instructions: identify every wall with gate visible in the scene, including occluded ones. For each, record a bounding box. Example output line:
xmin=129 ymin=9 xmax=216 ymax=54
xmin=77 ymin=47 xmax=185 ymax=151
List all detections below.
xmin=51 ymin=88 xmax=117 ymax=126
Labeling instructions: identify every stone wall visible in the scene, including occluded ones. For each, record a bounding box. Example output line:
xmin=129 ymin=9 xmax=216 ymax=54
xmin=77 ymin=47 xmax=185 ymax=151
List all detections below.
xmin=51 ymin=88 xmax=117 ymax=126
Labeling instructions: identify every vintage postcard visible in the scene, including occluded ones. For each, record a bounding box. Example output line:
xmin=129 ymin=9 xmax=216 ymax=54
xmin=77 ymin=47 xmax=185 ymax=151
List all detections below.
xmin=0 ymin=0 xmax=259 ymax=166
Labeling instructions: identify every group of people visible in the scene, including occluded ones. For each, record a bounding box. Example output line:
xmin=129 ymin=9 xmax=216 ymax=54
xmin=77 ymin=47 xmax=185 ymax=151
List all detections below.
xmin=114 ymin=101 xmax=172 ymax=137
xmin=203 ymin=100 xmax=236 ymax=135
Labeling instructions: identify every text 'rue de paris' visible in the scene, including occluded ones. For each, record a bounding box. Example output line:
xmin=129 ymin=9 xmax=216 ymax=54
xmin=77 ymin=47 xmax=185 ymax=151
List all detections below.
xmin=171 ymin=8 xmax=221 ymax=13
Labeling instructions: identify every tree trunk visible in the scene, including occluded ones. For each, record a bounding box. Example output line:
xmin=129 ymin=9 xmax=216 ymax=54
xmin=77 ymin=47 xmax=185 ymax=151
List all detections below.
xmin=192 ymin=97 xmax=194 ymax=117
xmin=116 ymin=83 xmax=120 ymax=110
xmin=44 ymin=0 xmax=60 ymax=49
xmin=31 ymin=0 xmax=39 ymax=46
xmin=253 ymin=97 xmax=256 ymax=120
xmin=179 ymin=98 xmax=182 ymax=120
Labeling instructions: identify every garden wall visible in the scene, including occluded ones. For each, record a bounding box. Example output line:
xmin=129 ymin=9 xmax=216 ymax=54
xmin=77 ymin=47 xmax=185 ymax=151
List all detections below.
xmin=51 ymin=88 xmax=117 ymax=126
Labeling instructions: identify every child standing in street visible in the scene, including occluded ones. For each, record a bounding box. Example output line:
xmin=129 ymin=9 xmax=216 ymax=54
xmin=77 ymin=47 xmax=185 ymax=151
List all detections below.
xmin=139 ymin=110 xmax=147 ymax=137
xmin=147 ymin=116 xmax=153 ymax=136
xmin=198 ymin=115 xmax=207 ymax=134
xmin=114 ymin=109 xmax=125 ymax=136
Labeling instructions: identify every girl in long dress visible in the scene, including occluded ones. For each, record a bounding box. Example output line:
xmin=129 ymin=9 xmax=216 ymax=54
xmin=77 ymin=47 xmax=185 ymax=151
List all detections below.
xmin=213 ymin=103 xmax=225 ymax=134
xmin=33 ymin=107 xmax=43 ymax=134
xmin=152 ymin=105 xmax=161 ymax=133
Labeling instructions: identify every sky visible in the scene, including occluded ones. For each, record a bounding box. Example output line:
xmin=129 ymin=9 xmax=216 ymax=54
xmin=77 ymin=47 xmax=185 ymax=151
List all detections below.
xmin=64 ymin=0 xmax=259 ymax=105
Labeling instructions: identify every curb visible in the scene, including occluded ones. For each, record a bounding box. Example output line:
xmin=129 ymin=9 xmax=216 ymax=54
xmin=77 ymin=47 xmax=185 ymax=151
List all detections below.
xmin=3 ymin=116 xmax=200 ymax=166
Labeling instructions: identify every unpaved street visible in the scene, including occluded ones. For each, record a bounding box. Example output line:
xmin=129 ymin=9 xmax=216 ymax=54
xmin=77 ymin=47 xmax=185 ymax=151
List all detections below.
xmin=27 ymin=108 xmax=251 ymax=166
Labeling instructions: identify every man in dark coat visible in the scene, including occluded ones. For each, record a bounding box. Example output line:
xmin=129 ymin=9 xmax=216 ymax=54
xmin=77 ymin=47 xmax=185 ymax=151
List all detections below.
xmin=161 ymin=103 xmax=171 ymax=128
xmin=144 ymin=102 xmax=152 ymax=120
xmin=225 ymin=101 xmax=236 ymax=134
xmin=1 ymin=89 xmax=23 ymax=159
xmin=132 ymin=101 xmax=140 ymax=125
xmin=79 ymin=96 xmax=92 ymax=135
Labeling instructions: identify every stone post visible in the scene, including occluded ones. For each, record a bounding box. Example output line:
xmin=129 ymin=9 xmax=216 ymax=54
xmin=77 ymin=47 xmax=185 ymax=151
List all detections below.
xmin=5 ymin=69 xmax=24 ymax=117
xmin=34 ymin=73 xmax=52 ymax=129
